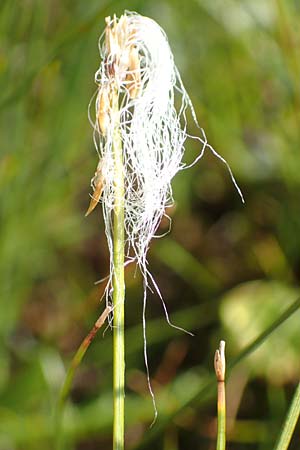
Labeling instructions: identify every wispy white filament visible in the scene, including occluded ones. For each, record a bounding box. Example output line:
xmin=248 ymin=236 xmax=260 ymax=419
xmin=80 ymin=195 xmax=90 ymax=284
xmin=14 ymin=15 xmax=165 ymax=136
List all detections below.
xmin=89 ymin=11 xmax=243 ymax=418
xmin=91 ymin=11 xmax=242 ymax=291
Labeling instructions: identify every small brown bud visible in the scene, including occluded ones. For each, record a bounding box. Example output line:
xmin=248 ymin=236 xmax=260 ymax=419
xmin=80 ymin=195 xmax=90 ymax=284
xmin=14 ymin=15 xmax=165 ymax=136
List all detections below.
xmin=214 ymin=340 xmax=226 ymax=382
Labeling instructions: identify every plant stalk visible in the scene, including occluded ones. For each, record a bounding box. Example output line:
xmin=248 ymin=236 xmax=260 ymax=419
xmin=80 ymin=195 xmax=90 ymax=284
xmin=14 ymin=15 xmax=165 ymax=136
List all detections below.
xmin=215 ymin=341 xmax=226 ymax=450
xmin=112 ymin=86 xmax=125 ymax=450
xmin=274 ymin=381 xmax=300 ymax=450
xmin=216 ymin=380 xmax=226 ymax=450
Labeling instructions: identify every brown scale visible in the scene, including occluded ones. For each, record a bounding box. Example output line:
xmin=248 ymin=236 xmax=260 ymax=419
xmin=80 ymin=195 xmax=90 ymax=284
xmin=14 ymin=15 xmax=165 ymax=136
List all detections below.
xmin=86 ymin=15 xmax=141 ymax=216
xmin=85 ymin=160 xmax=105 ymax=216
xmin=126 ymin=45 xmax=141 ymax=99
xmin=105 ymin=15 xmax=141 ymax=97
xmin=97 ymin=85 xmax=110 ymax=136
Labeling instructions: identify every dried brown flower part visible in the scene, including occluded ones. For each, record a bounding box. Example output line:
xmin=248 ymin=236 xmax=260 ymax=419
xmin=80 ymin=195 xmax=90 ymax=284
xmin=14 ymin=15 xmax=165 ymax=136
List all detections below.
xmin=97 ymin=85 xmax=111 ymax=135
xmin=214 ymin=340 xmax=226 ymax=382
xmin=126 ymin=46 xmax=141 ymax=99
xmin=103 ymin=15 xmax=141 ymax=94
xmin=85 ymin=160 xmax=105 ymax=216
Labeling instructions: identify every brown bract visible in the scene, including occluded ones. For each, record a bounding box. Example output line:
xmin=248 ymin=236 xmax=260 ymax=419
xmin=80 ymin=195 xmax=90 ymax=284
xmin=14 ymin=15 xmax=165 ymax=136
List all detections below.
xmin=98 ymin=85 xmax=110 ymax=136
xmin=104 ymin=15 xmax=141 ymax=98
xmin=86 ymin=14 xmax=144 ymax=217
xmin=126 ymin=46 xmax=141 ymax=99
xmin=85 ymin=160 xmax=105 ymax=216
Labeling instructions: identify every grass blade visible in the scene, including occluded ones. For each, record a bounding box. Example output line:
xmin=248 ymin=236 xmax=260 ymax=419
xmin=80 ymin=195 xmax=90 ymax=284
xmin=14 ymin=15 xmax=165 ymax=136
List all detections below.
xmin=273 ymin=381 xmax=300 ymax=450
xmin=55 ymin=306 xmax=111 ymax=450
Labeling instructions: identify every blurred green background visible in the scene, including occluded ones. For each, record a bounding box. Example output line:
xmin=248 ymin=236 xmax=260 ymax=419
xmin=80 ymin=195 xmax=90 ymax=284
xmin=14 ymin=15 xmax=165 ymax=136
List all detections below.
xmin=1 ymin=0 xmax=300 ymax=449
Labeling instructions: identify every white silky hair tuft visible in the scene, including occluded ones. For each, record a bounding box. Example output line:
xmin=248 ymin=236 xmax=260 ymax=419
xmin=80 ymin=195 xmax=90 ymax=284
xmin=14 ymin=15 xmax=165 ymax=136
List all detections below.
xmin=90 ymin=11 xmax=243 ymax=296
xmin=89 ymin=11 xmax=243 ymax=419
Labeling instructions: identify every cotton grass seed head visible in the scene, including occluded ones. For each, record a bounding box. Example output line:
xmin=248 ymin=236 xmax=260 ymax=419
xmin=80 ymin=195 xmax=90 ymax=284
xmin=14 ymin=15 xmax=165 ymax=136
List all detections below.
xmin=87 ymin=11 xmax=244 ymax=300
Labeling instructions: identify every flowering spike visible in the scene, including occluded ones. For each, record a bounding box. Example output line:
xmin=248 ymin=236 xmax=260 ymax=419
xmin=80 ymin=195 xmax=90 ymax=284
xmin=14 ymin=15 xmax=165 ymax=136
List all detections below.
xmin=89 ymin=10 xmax=243 ymax=307
xmin=86 ymin=13 xmax=244 ymax=430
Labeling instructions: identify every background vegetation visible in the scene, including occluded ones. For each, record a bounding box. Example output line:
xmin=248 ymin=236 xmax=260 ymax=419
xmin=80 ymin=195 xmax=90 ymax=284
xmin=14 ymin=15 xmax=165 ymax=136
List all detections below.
xmin=1 ymin=0 xmax=300 ymax=449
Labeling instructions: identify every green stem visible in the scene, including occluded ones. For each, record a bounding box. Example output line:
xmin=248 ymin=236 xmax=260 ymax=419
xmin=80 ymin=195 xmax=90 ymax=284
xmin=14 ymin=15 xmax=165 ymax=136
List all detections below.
xmin=216 ymin=381 xmax=226 ymax=450
xmin=112 ymin=87 xmax=125 ymax=450
xmin=215 ymin=341 xmax=226 ymax=450
xmin=274 ymin=382 xmax=300 ymax=450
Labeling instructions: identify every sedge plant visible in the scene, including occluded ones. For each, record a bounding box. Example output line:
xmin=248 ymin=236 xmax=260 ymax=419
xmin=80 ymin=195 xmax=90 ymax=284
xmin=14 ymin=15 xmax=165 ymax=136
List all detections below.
xmin=85 ymin=11 xmax=243 ymax=450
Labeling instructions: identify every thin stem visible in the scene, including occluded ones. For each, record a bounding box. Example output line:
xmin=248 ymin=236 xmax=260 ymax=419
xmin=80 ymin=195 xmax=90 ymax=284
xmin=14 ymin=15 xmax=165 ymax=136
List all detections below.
xmin=216 ymin=382 xmax=226 ymax=450
xmin=112 ymin=86 xmax=125 ymax=450
xmin=55 ymin=306 xmax=111 ymax=450
xmin=273 ymin=381 xmax=300 ymax=450
xmin=215 ymin=341 xmax=226 ymax=450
